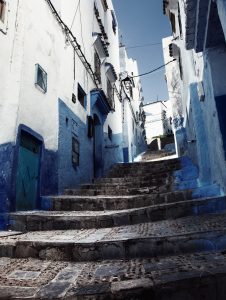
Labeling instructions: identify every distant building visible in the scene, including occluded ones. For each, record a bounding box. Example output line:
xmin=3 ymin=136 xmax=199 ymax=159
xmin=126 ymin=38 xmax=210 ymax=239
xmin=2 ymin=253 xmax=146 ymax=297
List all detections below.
xmin=0 ymin=0 xmax=146 ymax=228
xmin=119 ymin=46 xmax=147 ymax=162
xmin=163 ymin=0 xmax=226 ymax=191
xmin=143 ymin=100 xmax=173 ymax=145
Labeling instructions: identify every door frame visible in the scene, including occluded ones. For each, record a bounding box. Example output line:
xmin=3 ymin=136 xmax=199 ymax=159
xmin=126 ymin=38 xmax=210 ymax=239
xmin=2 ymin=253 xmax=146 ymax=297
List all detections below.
xmin=11 ymin=125 xmax=43 ymax=211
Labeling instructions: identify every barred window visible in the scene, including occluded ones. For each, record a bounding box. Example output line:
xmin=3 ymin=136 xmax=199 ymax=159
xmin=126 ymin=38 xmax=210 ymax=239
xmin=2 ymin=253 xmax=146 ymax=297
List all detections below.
xmin=107 ymin=79 xmax=114 ymax=109
xmin=72 ymin=137 xmax=79 ymax=166
xmin=35 ymin=64 xmax=47 ymax=93
xmin=94 ymin=50 xmax=101 ymax=84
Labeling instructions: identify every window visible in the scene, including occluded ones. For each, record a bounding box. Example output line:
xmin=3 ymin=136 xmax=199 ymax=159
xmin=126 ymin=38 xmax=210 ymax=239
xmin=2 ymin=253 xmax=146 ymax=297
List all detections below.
xmin=170 ymin=12 xmax=176 ymax=34
xmin=129 ymin=85 xmax=133 ymax=99
xmin=0 ymin=0 xmax=6 ymax=23
xmin=108 ymin=126 xmax=112 ymax=141
xmin=101 ymin=0 xmax=108 ymax=11
xmin=77 ymin=83 xmax=87 ymax=108
xmin=72 ymin=137 xmax=79 ymax=166
xmin=107 ymin=79 xmax=114 ymax=109
xmin=178 ymin=54 xmax=183 ymax=80
xmin=35 ymin=64 xmax=47 ymax=93
xmin=72 ymin=93 xmax=76 ymax=104
xmin=178 ymin=3 xmax=183 ymax=37
xmin=94 ymin=50 xmax=101 ymax=84
xmin=111 ymin=11 xmax=117 ymax=34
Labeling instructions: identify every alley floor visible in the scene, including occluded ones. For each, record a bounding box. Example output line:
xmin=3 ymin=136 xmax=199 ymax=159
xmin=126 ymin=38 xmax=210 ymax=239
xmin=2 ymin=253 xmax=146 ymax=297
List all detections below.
xmin=0 ymin=150 xmax=226 ymax=299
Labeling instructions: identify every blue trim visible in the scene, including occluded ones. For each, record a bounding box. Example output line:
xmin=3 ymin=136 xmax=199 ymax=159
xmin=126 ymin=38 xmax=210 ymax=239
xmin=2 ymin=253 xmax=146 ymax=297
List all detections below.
xmin=91 ymin=89 xmax=111 ymax=115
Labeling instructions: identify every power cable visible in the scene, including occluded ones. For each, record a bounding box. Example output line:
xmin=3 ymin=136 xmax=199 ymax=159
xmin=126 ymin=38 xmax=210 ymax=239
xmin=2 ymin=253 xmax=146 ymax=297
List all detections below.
xmin=70 ymin=0 xmax=80 ymax=30
xmin=126 ymin=42 xmax=162 ymax=49
xmin=131 ymin=59 xmax=176 ymax=78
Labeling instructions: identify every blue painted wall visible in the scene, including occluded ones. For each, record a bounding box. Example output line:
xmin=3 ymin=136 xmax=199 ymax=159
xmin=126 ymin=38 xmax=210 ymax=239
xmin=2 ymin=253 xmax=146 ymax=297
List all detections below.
xmin=103 ymin=132 xmax=123 ymax=174
xmin=215 ymin=94 xmax=226 ymax=159
xmin=0 ymin=143 xmax=14 ymax=229
xmin=58 ymin=99 xmax=93 ymax=192
xmin=0 ymin=125 xmax=58 ymax=228
xmin=189 ymin=83 xmax=212 ymax=185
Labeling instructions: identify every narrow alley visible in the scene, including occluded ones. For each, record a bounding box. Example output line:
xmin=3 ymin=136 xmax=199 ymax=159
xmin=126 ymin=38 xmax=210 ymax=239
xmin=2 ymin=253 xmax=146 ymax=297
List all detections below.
xmin=2 ymin=0 xmax=226 ymax=299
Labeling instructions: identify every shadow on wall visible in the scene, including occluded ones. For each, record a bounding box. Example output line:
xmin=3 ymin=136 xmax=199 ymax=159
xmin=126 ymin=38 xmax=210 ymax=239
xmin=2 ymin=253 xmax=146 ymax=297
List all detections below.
xmin=103 ymin=132 xmax=123 ymax=174
xmin=0 ymin=142 xmax=14 ymax=229
xmin=189 ymin=83 xmax=211 ymax=185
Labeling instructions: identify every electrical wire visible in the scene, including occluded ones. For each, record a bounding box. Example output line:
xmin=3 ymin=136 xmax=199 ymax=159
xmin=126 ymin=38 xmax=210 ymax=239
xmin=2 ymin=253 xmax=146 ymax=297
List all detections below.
xmin=126 ymin=42 xmax=162 ymax=49
xmin=131 ymin=59 xmax=176 ymax=78
xmin=70 ymin=0 xmax=80 ymax=30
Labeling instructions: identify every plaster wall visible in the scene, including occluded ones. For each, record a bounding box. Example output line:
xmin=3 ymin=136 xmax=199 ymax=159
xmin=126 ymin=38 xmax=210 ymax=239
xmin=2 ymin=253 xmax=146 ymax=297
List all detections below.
xmin=119 ymin=46 xmax=146 ymax=162
xmin=144 ymin=102 xmax=165 ymax=143
xmin=0 ymin=0 xmax=125 ymax=222
xmin=163 ymin=0 xmax=226 ymax=191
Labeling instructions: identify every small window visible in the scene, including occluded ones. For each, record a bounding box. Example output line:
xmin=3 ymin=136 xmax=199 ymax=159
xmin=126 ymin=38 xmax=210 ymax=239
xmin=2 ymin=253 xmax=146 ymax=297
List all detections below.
xmin=107 ymin=79 xmax=114 ymax=109
xmin=72 ymin=93 xmax=76 ymax=103
xmin=35 ymin=64 xmax=47 ymax=93
xmin=72 ymin=137 xmax=79 ymax=166
xmin=94 ymin=50 xmax=101 ymax=84
xmin=111 ymin=11 xmax=117 ymax=34
xmin=0 ymin=0 xmax=6 ymax=23
xmin=178 ymin=54 xmax=183 ymax=80
xmin=77 ymin=83 xmax=87 ymax=108
xmin=178 ymin=3 xmax=183 ymax=37
xmin=170 ymin=12 xmax=176 ymax=34
xmin=108 ymin=125 xmax=112 ymax=141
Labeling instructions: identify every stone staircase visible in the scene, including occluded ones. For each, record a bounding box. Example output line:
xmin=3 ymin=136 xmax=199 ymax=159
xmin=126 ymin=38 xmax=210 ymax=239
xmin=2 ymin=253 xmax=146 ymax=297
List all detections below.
xmin=0 ymin=152 xmax=226 ymax=299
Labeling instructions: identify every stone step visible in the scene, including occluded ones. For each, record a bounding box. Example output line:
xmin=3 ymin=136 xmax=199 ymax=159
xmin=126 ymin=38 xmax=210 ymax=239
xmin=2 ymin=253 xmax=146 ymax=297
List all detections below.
xmin=108 ymin=165 xmax=180 ymax=177
xmin=80 ymin=178 xmax=168 ymax=189
xmin=42 ymin=190 xmax=193 ymax=211
xmin=113 ymin=157 xmax=179 ymax=169
xmin=10 ymin=196 xmax=226 ymax=231
xmin=95 ymin=173 xmax=170 ymax=184
xmin=3 ymin=213 xmax=226 ymax=262
xmin=64 ymin=185 xmax=171 ymax=196
xmin=0 ymin=252 xmax=226 ymax=299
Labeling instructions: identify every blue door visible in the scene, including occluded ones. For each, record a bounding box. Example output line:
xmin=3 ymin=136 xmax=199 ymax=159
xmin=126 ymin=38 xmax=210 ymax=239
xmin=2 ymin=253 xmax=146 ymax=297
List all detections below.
xmin=93 ymin=114 xmax=103 ymax=178
xmin=16 ymin=132 xmax=41 ymax=210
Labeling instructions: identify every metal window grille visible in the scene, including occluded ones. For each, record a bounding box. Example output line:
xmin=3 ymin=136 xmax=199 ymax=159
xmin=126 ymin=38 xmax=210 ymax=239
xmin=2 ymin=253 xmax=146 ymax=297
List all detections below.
xmin=35 ymin=64 xmax=47 ymax=93
xmin=72 ymin=137 xmax=79 ymax=166
xmin=107 ymin=79 xmax=115 ymax=110
xmin=111 ymin=11 xmax=117 ymax=34
xmin=94 ymin=51 xmax=101 ymax=84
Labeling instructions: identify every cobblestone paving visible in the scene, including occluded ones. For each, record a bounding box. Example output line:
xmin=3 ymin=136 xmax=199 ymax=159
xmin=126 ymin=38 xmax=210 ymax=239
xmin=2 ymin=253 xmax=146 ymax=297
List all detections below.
xmin=0 ymin=252 xmax=225 ymax=299
xmin=4 ymin=213 xmax=226 ymax=246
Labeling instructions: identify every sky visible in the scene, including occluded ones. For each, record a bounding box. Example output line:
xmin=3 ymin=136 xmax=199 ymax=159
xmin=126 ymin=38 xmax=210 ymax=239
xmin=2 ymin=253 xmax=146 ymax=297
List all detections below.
xmin=113 ymin=0 xmax=172 ymax=103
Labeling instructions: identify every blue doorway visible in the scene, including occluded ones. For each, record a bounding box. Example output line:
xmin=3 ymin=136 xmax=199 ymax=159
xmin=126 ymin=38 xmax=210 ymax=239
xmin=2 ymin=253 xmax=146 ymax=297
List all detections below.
xmin=93 ymin=114 xmax=103 ymax=178
xmin=16 ymin=131 xmax=41 ymax=210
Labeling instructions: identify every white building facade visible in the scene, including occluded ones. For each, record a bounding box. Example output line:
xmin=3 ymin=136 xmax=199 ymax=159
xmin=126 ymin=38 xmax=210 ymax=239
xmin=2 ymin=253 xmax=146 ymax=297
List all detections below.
xmin=0 ymin=0 xmax=146 ymax=228
xmin=163 ymin=0 xmax=226 ymax=191
xmin=144 ymin=100 xmax=173 ymax=145
xmin=119 ymin=46 xmax=147 ymax=162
